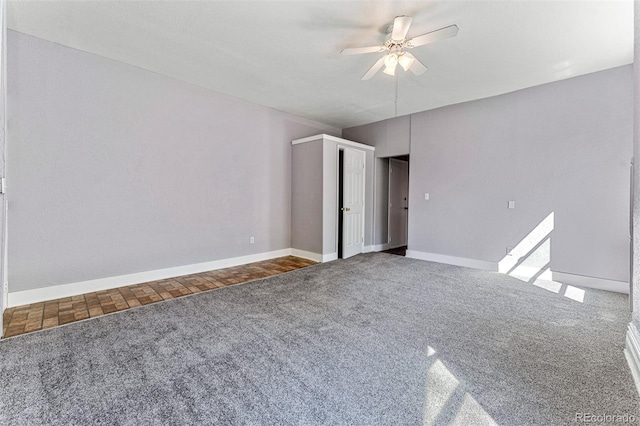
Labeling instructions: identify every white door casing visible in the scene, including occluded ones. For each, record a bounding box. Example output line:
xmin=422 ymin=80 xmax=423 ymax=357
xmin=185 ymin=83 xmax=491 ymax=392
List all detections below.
xmin=342 ymin=148 xmax=365 ymax=259
xmin=0 ymin=0 xmax=6 ymax=330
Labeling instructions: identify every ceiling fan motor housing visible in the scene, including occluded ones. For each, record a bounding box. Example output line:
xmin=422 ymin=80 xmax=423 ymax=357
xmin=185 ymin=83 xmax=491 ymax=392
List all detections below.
xmin=385 ymin=39 xmax=407 ymax=56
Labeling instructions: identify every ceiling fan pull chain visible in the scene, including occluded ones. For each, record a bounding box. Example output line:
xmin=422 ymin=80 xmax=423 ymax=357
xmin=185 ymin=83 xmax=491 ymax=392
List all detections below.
xmin=395 ymin=73 xmax=399 ymax=117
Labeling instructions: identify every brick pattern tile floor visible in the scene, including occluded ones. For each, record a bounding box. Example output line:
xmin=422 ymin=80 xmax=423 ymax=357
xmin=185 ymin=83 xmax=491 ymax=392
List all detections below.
xmin=2 ymin=256 xmax=316 ymax=338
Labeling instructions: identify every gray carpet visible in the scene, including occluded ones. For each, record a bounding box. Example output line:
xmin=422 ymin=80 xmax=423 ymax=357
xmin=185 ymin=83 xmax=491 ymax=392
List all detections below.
xmin=0 ymin=253 xmax=637 ymax=425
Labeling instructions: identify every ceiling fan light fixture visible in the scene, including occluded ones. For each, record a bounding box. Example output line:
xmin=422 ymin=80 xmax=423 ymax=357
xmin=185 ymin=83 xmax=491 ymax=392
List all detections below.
xmin=383 ymin=53 xmax=398 ymax=75
xmin=398 ymin=54 xmax=414 ymax=72
xmin=383 ymin=64 xmax=396 ymax=76
xmin=383 ymin=53 xmax=398 ymax=68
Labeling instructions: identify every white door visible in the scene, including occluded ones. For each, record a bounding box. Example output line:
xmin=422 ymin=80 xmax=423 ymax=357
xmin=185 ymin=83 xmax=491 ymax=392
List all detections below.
xmin=388 ymin=159 xmax=409 ymax=248
xmin=342 ymin=148 xmax=365 ymax=259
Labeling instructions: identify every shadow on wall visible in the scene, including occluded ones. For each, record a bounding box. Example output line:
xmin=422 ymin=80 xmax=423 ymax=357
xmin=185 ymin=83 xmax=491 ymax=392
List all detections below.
xmin=422 ymin=345 xmax=496 ymax=424
xmin=497 ymin=212 xmax=585 ymax=303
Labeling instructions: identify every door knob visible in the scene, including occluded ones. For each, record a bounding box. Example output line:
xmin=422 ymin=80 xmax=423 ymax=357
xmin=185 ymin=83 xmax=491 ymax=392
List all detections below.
xmin=345 ymin=207 xmax=350 ymax=211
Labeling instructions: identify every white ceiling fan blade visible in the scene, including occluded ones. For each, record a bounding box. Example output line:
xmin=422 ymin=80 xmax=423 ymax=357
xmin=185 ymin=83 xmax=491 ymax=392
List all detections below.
xmin=405 ymin=52 xmax=428 ymax=75
xmin=362 ymin=57 xmax=385 ymax=80
xmin=391 ymin=16 xmax=412 ymax=40
xmin=407 ymin=24 xmax=459 ymax=48
xmin=341 ymin=45 xmax=385 ymax=55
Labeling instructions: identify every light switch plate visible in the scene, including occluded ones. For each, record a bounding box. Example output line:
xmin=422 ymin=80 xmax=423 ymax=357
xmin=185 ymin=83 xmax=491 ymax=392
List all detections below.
xmin=424 ymin=193 xmax=430 ymax=200
xmin=508 ymin=200 xmax=515 ymax=209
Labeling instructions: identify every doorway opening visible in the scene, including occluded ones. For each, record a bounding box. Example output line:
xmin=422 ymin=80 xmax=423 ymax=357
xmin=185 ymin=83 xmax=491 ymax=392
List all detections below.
xmin=384 ymin=155 xmax=409 ymax=257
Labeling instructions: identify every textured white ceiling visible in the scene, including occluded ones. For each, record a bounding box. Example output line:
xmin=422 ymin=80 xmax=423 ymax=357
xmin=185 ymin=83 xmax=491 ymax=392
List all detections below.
xmin=7 ymin=1 xmax=633 ymax=129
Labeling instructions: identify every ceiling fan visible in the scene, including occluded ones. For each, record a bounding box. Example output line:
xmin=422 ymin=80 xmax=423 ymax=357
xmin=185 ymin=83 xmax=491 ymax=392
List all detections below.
xmin=341 ymin=16 xmax=459 ymax=80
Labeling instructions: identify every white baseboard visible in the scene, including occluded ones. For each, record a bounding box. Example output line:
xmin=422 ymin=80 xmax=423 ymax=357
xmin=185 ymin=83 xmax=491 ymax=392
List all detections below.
xmin=372 ymin=243 xmax=390 ymax=252
xmin=406 ymin=250 xmax=498 ymax=272
xmin=552 ymin=271 xmax=629 ymax=294
xmin=404 ymin=250 xmax=628 ymax=294
xmin=323 ymin=253 xmax=338 ymax=262
xmin=625 ymin=323 xmax=640 ymax=397
xmin=8 ymin=248 xmax=292 ymax=307
xmin=290 ymin=249 xmax=336 ymax=263
xmin=389 ymin=243 xmax=407 ymax=250
xmin=290 ymin=248 xmax=323 ymax=263
xmin=363 ymin=244 xmax=393 ymax=253
xmin=8 ymin=246 xmax=629 ymax=308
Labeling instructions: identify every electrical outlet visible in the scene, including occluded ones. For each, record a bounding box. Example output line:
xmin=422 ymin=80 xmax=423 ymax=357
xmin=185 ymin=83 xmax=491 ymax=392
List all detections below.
xmin=250 ymin=237 xmax=255 ymax=244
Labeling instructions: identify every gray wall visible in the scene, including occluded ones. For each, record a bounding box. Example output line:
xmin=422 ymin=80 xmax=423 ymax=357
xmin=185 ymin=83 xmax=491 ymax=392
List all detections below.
xmin=7 ymin=31 xmax=339 ymax=292
xmin=346 ymin=65 xmax=633 ymax=284
xmin=343 ymin=115 xmax=410 ymax=158
xmin=291 ymin=140 xmax=324 ymax=255
xmin=323 ymin=141 xmax=338 ymax=255
xmin=410 ymin=66 xmax=632 ymax=282
xmin=633 ymin=1 xmax=640 ymax=327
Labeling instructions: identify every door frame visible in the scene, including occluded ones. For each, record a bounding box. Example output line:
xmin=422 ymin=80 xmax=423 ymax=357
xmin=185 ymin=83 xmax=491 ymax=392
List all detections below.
xmin=631 ymin=158 xmax=634 ymax=311
xmin=388 ymin=157 xmax=409 ymax=249
xmin=0 ymin=0 xmax=7 ymax=328
xmin=336 ymin=145 xmax=366 ymax=258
